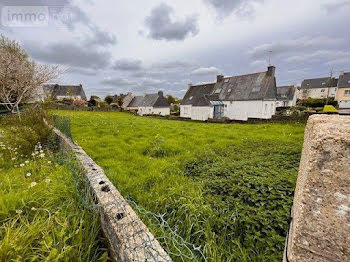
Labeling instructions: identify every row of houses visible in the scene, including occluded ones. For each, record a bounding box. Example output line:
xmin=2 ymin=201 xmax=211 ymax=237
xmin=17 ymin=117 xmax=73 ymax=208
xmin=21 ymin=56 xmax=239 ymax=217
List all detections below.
xmin=37 ymin=67 xmax=350 ymax=121
xmin=179 ymin=68 xmax=350 ymax=121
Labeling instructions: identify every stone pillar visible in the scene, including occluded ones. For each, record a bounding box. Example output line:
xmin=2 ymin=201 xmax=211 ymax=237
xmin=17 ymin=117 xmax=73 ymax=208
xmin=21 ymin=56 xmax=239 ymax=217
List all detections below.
xmin=284 ymin=115 xmax=350 ymax=262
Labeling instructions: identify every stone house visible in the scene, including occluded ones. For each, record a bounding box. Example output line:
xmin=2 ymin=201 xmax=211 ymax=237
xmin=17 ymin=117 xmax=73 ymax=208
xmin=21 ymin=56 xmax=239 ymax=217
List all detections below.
xmin=38 ymin=84 xmax=87 ymax=101
xmin=180 ymin=66 xmax=277 ymax=121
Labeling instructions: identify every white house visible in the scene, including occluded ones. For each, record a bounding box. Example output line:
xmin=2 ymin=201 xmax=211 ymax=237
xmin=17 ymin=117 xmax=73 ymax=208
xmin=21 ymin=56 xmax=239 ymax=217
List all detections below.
xmin=276 ymin=85 xmax=297 ymax=107
xmin=124 ymin=91 xmax=170 ymax=116
xmin=180 ymin=66 xmax=277 ymax=121
xmin=37 ymin=84 xmax=87 ymax=101
xmin=299 ymin=77 xmax=338 ymax=99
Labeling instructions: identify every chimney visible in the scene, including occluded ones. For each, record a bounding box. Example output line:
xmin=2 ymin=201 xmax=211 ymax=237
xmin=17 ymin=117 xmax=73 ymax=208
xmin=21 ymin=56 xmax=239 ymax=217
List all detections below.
xmin=340 ymin=71 xmax=345 ymax=76
xmin=158 ymin=91 xmax=163 ymax=97
xmin=217 ymin=75 xmax=224 ymax=83
xmin=267 ymin=66 xmax=275 ymax=76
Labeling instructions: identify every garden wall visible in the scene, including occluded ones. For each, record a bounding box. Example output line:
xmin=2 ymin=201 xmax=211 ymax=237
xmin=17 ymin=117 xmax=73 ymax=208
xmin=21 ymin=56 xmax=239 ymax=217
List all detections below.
xmin=51 ymin=126 xmax=172 ymax=262
xmin=284 ymin=115 xmax=350 ymax=262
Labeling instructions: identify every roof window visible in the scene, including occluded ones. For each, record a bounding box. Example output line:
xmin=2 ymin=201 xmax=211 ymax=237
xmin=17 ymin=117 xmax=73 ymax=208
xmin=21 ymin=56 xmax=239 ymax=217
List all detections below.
xmin=252 ymin=86 xmax=261 ymax=92
xmin=224 ymin=79 xmax=229 ymax=83
xmin=189 ymin=96 xmax=193 ymax=100
xmin=215 ymin=88 xmax=221 ymax=94
xmin=322 ymin=82 xmax=326 ymax=85
xmin=228 ymin=88 xmax=232 ymax=92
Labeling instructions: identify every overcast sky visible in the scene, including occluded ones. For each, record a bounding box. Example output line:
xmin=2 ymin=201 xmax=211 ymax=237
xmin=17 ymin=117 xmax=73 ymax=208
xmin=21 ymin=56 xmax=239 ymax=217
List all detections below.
xmin=1 ymin=0 xmax=350 ymax=98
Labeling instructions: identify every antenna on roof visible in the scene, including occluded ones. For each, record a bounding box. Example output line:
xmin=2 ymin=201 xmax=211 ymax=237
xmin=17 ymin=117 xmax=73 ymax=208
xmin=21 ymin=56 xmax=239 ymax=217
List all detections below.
xmin=268 ymin=50 xmax=272 ymax=66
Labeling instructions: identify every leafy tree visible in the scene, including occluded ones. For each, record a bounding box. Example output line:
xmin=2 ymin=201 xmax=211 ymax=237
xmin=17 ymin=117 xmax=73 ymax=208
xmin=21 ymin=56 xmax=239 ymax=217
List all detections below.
xmin=88 ymin=96 xmax=98 ymax=107
xmin=166 ymin=95 xmax=176 ymax=104
xmin=104 ymin=95 xmax=113 ymax=105
xmin=0 ymin=36 xmax=59 ymax=113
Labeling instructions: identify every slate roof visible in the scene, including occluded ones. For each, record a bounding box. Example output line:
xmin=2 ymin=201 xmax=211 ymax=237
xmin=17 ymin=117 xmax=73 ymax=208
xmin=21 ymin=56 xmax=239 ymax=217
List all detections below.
xmin=338 ymin=72 xmax=350 ymax=88
xmin=43 ymin=84 xmax=87 ymax=100
xmin=181 ymin=83 xmax=215 ymax=106
xmin=127 ymin=96 xmax=144 ymax=107
xmin=139 ymin=92 xmax=170 ymax=108
xmin=181 ymin=69 xmax=277 ymax=106
xmin=276 ymin=86 xmax=296 ymax=101
xmin=300 ymin=77 xmax=338 ymax=89
xmin=216 ymin=72 xmax=276 ymax=101
xmin=127 ymin=92 xmax=170 ymax=108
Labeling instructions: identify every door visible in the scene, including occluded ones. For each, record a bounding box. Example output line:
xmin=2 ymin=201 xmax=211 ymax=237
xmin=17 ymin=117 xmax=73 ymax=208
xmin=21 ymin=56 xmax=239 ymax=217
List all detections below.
xmin=214 ymin=105 xmax=224 ymax=119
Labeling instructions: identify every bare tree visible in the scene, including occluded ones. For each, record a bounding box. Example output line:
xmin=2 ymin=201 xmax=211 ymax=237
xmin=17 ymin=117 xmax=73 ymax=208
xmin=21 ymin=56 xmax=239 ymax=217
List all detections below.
xmin=0 ymin=36 xmax=59 ymax=113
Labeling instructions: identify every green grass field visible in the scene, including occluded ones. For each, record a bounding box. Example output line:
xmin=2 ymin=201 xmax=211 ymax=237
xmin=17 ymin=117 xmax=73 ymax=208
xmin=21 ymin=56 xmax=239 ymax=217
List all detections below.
xmin=0 ymin=111 xmax=109 ymax=261
xmin=53 ymin=110 xmax=306 ymax=262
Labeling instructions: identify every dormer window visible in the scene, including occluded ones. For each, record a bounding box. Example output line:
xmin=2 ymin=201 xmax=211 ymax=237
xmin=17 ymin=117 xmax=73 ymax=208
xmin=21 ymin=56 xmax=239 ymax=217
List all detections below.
xmin=224 ymin=79 xmax=229 ymax=83
xmin=215 ymin=88 xmax=221 ymax=94
xmin=252 ymin=86 xmax=261 ymax=92
xmin=228 ymin=89 xmax=232 ymax=93
xmin=322 ymin=82 xmax=326 ymax=85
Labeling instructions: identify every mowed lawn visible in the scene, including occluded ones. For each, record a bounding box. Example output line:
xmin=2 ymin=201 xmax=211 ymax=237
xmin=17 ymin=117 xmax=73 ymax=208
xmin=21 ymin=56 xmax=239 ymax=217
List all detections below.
xmin=53 ymin=110 xmax=306 ymax=262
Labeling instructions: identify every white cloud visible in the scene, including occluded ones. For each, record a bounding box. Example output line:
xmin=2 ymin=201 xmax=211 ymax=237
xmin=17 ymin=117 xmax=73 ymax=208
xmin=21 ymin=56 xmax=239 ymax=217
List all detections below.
xmin=191 ymin=66 xmax=221 ymax=75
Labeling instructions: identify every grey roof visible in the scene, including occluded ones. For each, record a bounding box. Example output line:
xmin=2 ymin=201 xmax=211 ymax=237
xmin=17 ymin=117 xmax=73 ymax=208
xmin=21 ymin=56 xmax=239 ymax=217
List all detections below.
xmin=181 ymin=70 xmax=276 ymax=106
xmin=216 ymin=72 xmax=276 ymax=101
xmin=127 ymin=96 xmax=144 ymax=107
xmin=139 ymin=93 xmax=170 ymax=108
xmin=300 ymin=77 xmax=338 ymax=89
xmin=127 ymin=92 xmax=170 ymax=108
xmin=181 ymin=83 xmax=216 ymax=106
xmin=338 ymin=72 xmax=350 ymax=88
xmin=276 ymin=86 xmax=296 ymax=101
xmin=43 ymin=84 xmax=87 ymax=100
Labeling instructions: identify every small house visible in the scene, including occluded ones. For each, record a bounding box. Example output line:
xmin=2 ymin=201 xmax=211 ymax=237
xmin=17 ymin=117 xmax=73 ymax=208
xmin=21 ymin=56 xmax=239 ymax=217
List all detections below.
xmin=138 ymin=91 xmax=170 ymax=116
xmin=38 ymin=84 xmax=87 ymax=101
xmin=276 ymin=85 xmax=297 ymax=107
xmin=180 ymin=66 xmax=277 ymax=121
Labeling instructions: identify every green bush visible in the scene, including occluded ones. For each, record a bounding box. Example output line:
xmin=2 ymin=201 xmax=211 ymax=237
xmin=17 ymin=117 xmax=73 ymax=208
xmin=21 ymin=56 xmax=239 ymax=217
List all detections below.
xmin=298 ymin=98 xmax=337 ymax=107
xmin=322 ymin=105 xmax=338 ymax=114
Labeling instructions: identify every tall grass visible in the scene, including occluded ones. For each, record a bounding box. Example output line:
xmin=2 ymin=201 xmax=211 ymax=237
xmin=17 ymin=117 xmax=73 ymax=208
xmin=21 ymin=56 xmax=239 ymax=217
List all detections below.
xmin=0 ymin=110 xmax=109 ymax=261
xmin=52 ymin=110 xmax=306 ymax=262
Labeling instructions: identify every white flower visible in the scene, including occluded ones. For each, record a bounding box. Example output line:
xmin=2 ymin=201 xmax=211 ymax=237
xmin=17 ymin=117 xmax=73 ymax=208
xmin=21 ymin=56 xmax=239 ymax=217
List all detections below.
xmin=48 ymin=161 xmax=52 ymax=164
xmin=45 ymin=179 xmax=51 ymax=184
xmin=31 ymin=153 xmax=35 ymax=156
xmin=40 ymin=153 xmax=45 ymax=158
xmin=11 ymin=157 xmax=16 ymax=161
xmin=25 ymin=160 xmax=29 ymax=164
xmin=16 ymin=209 xmax=23 ymax=214
xmin=40 ymin=150 xmax=43 ymax=153
xmin=30 ymin=182 xmax=37 ymax=188
xmin=31 ymin=207 xmax=37 ymax=211
xmin=20 ymin=163 xmax=25 ymax=167
xmin=26 ymin=173 xmax=32 ymax=177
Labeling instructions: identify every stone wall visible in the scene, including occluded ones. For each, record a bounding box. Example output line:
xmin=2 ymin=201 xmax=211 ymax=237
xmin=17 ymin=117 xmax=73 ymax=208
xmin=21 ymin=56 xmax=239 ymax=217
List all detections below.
xmin=284 ymin=115 xmax=350 ymax=262
xmin=52 ymin=126 xmax=172 ymax=262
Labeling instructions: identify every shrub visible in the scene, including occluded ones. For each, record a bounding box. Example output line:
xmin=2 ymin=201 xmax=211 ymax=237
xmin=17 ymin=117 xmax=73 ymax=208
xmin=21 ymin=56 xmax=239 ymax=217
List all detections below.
xmin=298 ymin=98 xmax=337 ymax=107
xmin=322 ymin=105 xmax=338 ymax=114
xmin=73 ymin=99 xmax=88 ymax=107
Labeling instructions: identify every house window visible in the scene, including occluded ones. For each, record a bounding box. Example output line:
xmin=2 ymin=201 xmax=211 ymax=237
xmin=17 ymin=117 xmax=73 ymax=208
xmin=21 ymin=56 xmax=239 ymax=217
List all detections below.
xmin=264 ymin=104 xmax=268 ymax=112
xmin=281 ymin=94 xmax=287 ymax=98
xmin=322 ymin=82 xmax=326 ymax=85
xmin=149 ymin=108 xmax=151 ymax=113
xmin=321 ymin=89 xmax=325 ymax=92
xmin=344 ymin=90 xmax=350 ymax=96
xmin=252 ymin=86 xmax=261 ymax=92
xmin=184 ymin=107 xmax=188 ymax=114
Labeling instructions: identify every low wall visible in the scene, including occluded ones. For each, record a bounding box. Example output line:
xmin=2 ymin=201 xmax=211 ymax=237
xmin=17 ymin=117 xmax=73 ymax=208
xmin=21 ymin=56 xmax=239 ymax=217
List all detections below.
xmin=45 ymin=104 xmax=122 ymax=112
xmin=284 ymin=115 xmax=350 ymax=261
xmin=52 ymin=127 xmax=172 ymax=262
